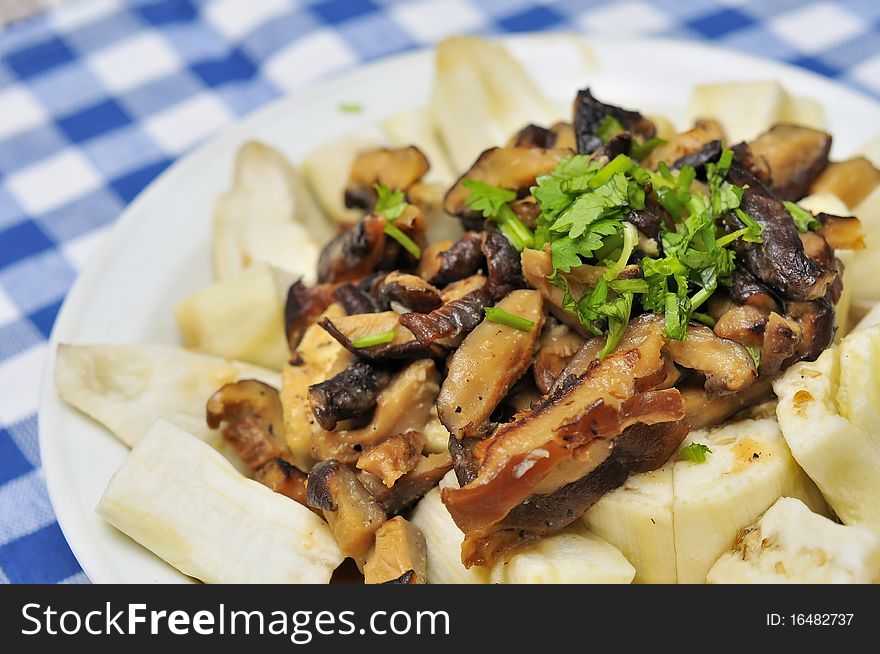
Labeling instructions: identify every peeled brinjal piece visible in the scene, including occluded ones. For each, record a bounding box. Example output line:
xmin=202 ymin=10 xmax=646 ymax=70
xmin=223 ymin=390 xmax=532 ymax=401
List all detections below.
xmin=572 ymin=88 xmax=656 ymax=154
xmin=723 ymin=165 xmax=837 ymax=302
xmin=308 ymin=359 xmax=394 ymax=431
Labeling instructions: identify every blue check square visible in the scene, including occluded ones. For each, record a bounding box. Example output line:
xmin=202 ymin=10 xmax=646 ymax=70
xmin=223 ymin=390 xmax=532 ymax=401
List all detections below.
xmin=56 ymin=98 xmax=132 ymax=143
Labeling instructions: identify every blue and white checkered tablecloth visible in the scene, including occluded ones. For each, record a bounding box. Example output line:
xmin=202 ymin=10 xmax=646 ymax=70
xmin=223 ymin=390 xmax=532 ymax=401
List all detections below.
xmin=1 ymin=0 xmax=878 ymax=584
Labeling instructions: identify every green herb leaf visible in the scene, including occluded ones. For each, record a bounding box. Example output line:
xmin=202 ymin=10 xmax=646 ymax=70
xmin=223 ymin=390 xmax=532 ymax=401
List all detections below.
xmin=596 ymin=115 xmax=625 ymax=142
xmin=463 ymin=179 xmax=533 ymax=250
xmin=374 ymin=183 xmax=407 ymax=221
xmin=783 ymin=201 xmax=821 ymax=233
xmin=351 ymin=329 xmax=397 ymax=348
xmin=338 ymin=102 xmax=363 ymax=114
xmin=630 ymin=138 xmax=666 ymax=161
xmin=679 ymin=442 xmax=712 ymax=463
xmin=384 ymin=222 xmax=421 ymax=259
xmin=484 ymin=307 xmax=536 ymax=331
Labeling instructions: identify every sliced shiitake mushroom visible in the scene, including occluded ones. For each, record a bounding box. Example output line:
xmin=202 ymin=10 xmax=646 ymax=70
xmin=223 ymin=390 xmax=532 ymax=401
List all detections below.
xmin=359 ymin=451 xmax=453 ymax=515
xmin=645 ymin=119 xmax=723 ymax=170
xmin=533 ymin=320 xmax=586 ymax=395
xmin=375 ymin=271 xmax=443 ymax=313
xmin=206 ymin=379 xmax=288 ymax=470
xmin=307 ymin=459 xmax=387 ymax=568
xmin=356 ymin=430 xmax=427 ymax=488
xmin=573 ymin=88 xmax=656 ymax=154
xmin=344 ymin=146 xmax=430 ymax=210
xmin=308 ymin=359 xmax=394 ymax=431
xmin=747 ymin=124 xmax=832 ymax=201
xmin=363 ymin=516 xmax=427 ymax=585
xmin=253 ymin=457 xmax=315 ymax=512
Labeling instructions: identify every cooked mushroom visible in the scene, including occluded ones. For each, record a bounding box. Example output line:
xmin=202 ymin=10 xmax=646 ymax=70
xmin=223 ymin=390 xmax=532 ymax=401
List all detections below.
xmin=482 ymin=230 xmax=526 ymax=299
xmin=809 ymin=157 xmax=880 ymax=208
xmin=591 ymin=132 xmax=633 ymax=162
xmin=320 ymin=310 xmax=440 ymax=360
xmin=747 ymin=124 xmax=832 ymax=201
xmin=253 ymin=457 xmax=313 ymax=511
xmin=317 ymin=206 xmax=426 ymax=283
xmin=356 ymin=431 xmax=426 ymax=488
xmin=376 ymin=271 xmax=443 ymax=313
xmin=206 ymin=379 xmax=288 ymax=469
xmin=333 ymin=281 xmax=380 ymax=315
xmin=443 ymin=147 xmax=569 ymax=220
xmin=310 ymin=359 xmax=440 ymax=463
xmin=510 ymin=196 xmax=541 ymax=229
xmin=550 ymin=122 xmax=577 ymax=150
xmin=521 ymin=247 xmax=602 ymax=335
xmin=441 ymin=315 xmax=685 ymax=565
xmin=507 ymin=124 xmax=555 ymax=149
xmin=344 ymin=146 xmax=430 ymax=210
xmin=427 ymin=231 xmax=483 ymax=287
xmin=723 ymin=165 xmax=837 ymax=301
xmin=728 ymin=267 xmax=780 ymax=313
xmin=663 ymin=323 xmax=758 ymax=397
xmin=713 ymin=303 xmax=767 ymax=349
xmin=398 ymin=285 xmax=493 ymax=349
xmin=572 ymin=88 xmax=656 ymax=154
xmin=533 ymin=320 xmax=586 ymax=394
xmin=646 ymin=119 xmax=724 ymax=170
xmin=307 ymin=459 xmax=387 ymax=568
xmin=308 ymin=359 xmax=394 ymax=431
xmin=438 ymin=289 xmax=544 ymax=439
xmin=758 ymin=311 xmax=802 ymax=376
xmin=285 ymin=280 xmax=338 ymax=349
xmin=786 ymin=298 xmax=835 ymax=363
xmin=816 ymin=213 xmax=865 ymax=251
xmin=416 ymin=240 xmax=453 ymax=282
xmin=359 ymin=451 xmax=453 ymax=515
xmin=363 ymin=516 xmax=427 ymax=585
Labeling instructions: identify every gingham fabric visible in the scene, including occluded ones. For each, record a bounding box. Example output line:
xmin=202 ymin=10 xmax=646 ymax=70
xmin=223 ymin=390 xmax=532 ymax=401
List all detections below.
xmin=1 ymin=0 xmax=878 ymax=584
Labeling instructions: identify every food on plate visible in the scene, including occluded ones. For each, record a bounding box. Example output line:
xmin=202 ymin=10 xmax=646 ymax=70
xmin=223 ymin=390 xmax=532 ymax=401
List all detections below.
xmin=97 ymin=420 xmax=342 ymax=583
xmin=774 ymin=321 xmax=880 ymax=534
xmin=57 ymin=35 xmax=880 ymax=584
xmin=176 ymin=262 xmax=293 ymax=370
xmin=55 ymin=343 xmax=278 ymax=468
xmin=707 ymin=497 xmax=880 ymax=583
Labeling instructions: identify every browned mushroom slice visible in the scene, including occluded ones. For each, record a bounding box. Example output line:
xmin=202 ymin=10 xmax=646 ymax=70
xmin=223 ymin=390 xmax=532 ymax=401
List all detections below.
xmin=533 ymin=320 xmax=586 ymax=394
xmin=786 ymin=298 xmax=835 ymax=363
xmin=206 ymin=380 xmax=288 ymax=469
xmin=714 ymin=304 xmax=766 ymax=350
xmin=440 ymin=273 xmax=486 ymax=302
xmin=376 ymin=271 xmax=442 ymax=313
xmin=723 ymin=166 xmax=837 ymax=302
xmin=307 ymin=460 xmax=387 ymax=567
xmin=681 ymin=378 xmax=774 ymax=432
xmin=333 ymin=281 xmax=380 ymax=315
xmin=285 ymin=280 xmax=338 ymax=349
xmin=482 ymin=230 xmax=526 ymax=299
xmin=364 ymin=516 xmax=427 ymax=585
xmin=310 ymin=359 xmax=440 ymax=463
xmin=254 ymin=457 xmax=314 ymax=511
xmin=317 ymin=207 xmax=426 ymax=284
xmin=427 ymin=231 xmax=483 ymax=287
xmin=816 ymin=213 xmax=865 ymax=251
xmin=356 ymin=431 xmax=427 ymax=488
xmin=399 ymin=286 xmax=493 ymax=349
xmin=664 ymin=323 xmax=757 ymax=398
xmin=510 ymin=196 xmax=540 ymax=229
xmin=590 ymin=133 xmax=633 ymax=162
xmin=443 ymin=147 xmax=569 ymax=220
xmin=799 ymin=230 xmax=836 ymax=271
xmin=319 ymin=311 xmax=439 ymax=360
xmin=747 ymin=124 xmax=831 ymax=201
xmin=507 ymin=124 xmax=556 ymax=148
xmin=438 ymin=290 xmax=544 ymax=439
xmin=467 ymin=417 xmax=689 ymax=565
xmin=573 ymin=88 xmax=656 ymax=154
xmin=645 ymin=119 xmax=723 ymax=169
xmin=416 ymin=240 xmax=453 ymax=281
xmin=308 ymin=359 xmax=394 ymax=431
xmin=728 ymin=268 xmax=779 ymax=314
xmin=521 ymin=247 xmax=601 ymax=335
xmin=344 ymin=146 xmax=430 ymax=210
xmin=360 ymin=451 xmax=453 ymax=515
xmin=809 ymin=157 xmax=880 ymax=208
xmin=441 ymin=315 xmax=681 ymax=564
xmin=758 ymin=311 xmax=802 ymax=376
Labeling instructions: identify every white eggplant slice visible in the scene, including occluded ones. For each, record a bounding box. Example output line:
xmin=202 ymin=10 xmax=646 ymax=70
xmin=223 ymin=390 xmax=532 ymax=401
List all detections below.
xmin=55 ymin=343 xmax=279 ymax=456
xmin=175 ymin=262 xmax=292 ymax=370
xmin=213 ymin=141 xmax=332 ymax=281
xmin=97 ymin=420 xmax=342 ymax=584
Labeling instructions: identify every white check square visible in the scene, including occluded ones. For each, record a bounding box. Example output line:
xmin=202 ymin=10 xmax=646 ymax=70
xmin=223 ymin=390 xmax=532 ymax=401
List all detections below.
xmin=389 ymin=0 xmax=485 ymax=44
xmin=264 ymin=29 xmax=357 ymax=91
xmin=6 ymin=150 xmax=103 ymax=216
xmin=0 ymin=86 xmax=49 ymax=140
xmin=142 ymin=94 xmax=234 ymax=155
xmin=204 ymin=0 xmax=291 ymax=40
xmin=87 ymin=32 xmax=182 ymax=94
xmin=768 ymin=3 xmax=864 ymax=55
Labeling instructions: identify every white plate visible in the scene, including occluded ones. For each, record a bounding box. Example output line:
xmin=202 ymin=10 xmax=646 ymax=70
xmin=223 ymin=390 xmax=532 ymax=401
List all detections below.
xmin=39 ymin=34 xmax=880 ymax=583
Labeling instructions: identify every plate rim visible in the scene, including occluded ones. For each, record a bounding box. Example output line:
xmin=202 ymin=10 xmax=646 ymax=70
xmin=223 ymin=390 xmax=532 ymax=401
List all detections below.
xmin=38 ymin=32 xmax=880 ymax=584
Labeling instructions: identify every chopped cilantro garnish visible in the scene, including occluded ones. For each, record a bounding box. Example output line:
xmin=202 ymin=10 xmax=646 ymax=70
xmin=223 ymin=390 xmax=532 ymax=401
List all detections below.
xmin=484 ymin=307 xmax=536 ymax=331
xmin=679 ymin=442 xmax=712 ymax=463
xmin=338 ymin=102 xmax=363 ymax=114
xmin=630 ymin=137 xmax=666 ymax=161
xmin=463 ymin=179 xmax=534 ymax=251
xmin=783 ymin=201 xmax=821 ymax=233
xmin=374 ymin=184 xmax=420 ymax=258
xmin=596 ymin=115 xmax=625 ymax=142
xmin=351 ymin=329 xmax=396 ymax=348
xmin=529 ymin=148 xmax=763 ymax=354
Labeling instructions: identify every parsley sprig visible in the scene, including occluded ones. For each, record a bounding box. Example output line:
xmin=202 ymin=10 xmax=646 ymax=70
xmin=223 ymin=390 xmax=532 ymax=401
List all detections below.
xmin=374 ymin=184 xmax=421 ymax=259
xmin=462 ymin=180 xmax=534 ymax=251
